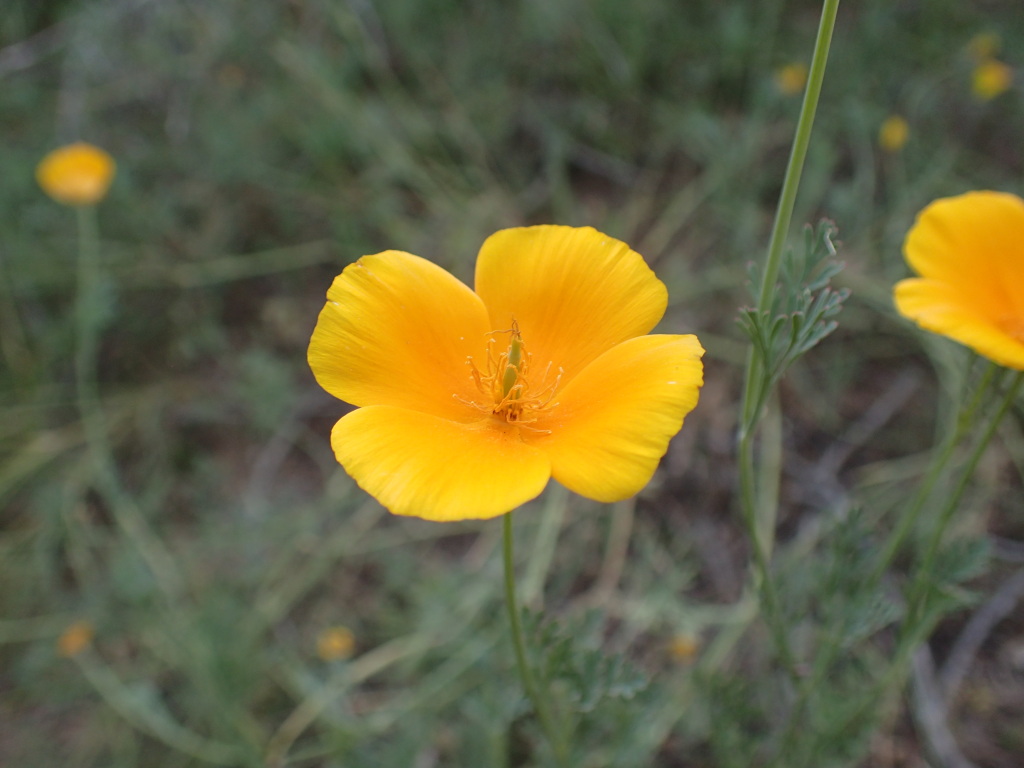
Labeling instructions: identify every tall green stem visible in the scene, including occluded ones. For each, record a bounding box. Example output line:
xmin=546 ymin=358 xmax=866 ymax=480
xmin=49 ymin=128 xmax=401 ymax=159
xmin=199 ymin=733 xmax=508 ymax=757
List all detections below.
xmin=74 ymin=205 xmax=182 ymax=599
xmin=739 ymin=0 xmax=840 ymax=517
xmin=870 ymin=361 xmax=997 ymax=582
xmin=502 ymin=512 xmax=567 ymax=766
xmin=735 ymin=0 xmax=840 ymax=674
xmin=755 ymin=0 xmax=839 ymax=313
xmin=75 ymin=206 xmax=101 ymax=400
xmin=824 ymin=370 xmax=1024 ymax=744
xmin=903 ymin=370 xmax=1024 ymax=627
xmin=781 ymin=352 xmax=988 ymax=753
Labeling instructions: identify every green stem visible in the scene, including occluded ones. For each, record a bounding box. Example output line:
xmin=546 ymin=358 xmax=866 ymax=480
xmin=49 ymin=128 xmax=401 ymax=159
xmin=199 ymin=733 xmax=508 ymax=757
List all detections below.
xmin=826 ymin=369 xmax=1024 ymax=746
xmin=502 ymin=512 xmax=567 ymax=766
xmin=870 ymin=361 xmax=997 ymax=583
xmin=75 ymin=206 xmax=101 ymax=396
xmin=735 ymin=0 xmax=840 ymax=677
xmin=755 ymin=392 xmax=783 ymax=560
xmin=74 ymin=206 xmax=183 ymax=600
xmin=755 ymin=0 xmax=839 ymax=312
xmin=903 ymin=370 xmax=1023 ymax=627
xmin=738 ymin=0 xmax=840 ymax=519
xmin=739 ymin=0 xmax=840 ymax=429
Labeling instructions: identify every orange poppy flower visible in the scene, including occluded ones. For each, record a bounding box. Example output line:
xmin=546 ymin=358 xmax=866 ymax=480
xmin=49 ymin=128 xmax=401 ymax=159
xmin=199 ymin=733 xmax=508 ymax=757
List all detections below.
xmin=308 ymin=226 xmax=704 ymax=521
xmin=57 ymin=620 xmax=94 ymax=657
xmin=971 ymin=60 xmax=1013 ymax=101
xmin=895 ymin=191 xmax=1024 ymax=369
xmin=316 ymin=626 xmax=356 ymax=661
xmin=878 ymin=115 xmax=909 ymax=153
xmin=774 ymin=62 xmax=808 ymax=96
xmin=36 ymin=142 xmax=116 ymax=206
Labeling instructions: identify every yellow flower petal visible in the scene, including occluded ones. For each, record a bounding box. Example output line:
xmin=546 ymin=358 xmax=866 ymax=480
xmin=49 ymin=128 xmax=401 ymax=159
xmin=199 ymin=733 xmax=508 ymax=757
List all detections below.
xmin=668 ymin=633 xmax=700 ymax=663
xmin=967 ymin=32 xmax=1001 ymax=61
xmin=904 ymin=192 xmax=1024 ymax=313
xmin=895 ymin=279 xmax=1024 ymax=369
xmin=897 ymin=191 xmax=1024 ymax=369
xmin=774 ymin=62 xmax=808 ymax=96
xmin=308 ymin=251 xmax=492 ymax=421
xmin=36 ymin=143 xmax=116 ymax=206
xmin=331 ymin=406 xmax=551 ymax=521
xmin=57 ymin=620 xmax=94 ymax=657
xmin=474 ymin=226 xmax=668 ymax=389
xmin=972 ymin=60 xmax=1013 ymax=101
xmin=316 ymin=626 xmax=356 ymax=661
xmin=529 ymin=334 xmax=704 ymax=502
xmin=878 ymin=115 xmax=909 ymax=153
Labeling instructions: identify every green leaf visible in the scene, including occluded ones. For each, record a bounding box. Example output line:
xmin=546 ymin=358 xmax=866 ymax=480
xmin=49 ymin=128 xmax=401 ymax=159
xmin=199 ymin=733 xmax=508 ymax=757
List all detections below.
xmin=737 ymin=219 xmax=847 ymax=405
xmin=524 ymin=610 xmax=647 ymax=715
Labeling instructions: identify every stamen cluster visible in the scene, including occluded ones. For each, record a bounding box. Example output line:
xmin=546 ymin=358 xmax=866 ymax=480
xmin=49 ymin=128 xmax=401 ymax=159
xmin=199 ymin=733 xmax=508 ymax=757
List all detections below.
xmin=463 ymin=323 xmax=561 ymax=428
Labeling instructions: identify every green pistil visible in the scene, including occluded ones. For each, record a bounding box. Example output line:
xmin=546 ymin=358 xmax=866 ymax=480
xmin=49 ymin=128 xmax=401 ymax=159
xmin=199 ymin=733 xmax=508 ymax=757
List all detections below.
xmin=502 ymin=331 xmax=523 ymax=399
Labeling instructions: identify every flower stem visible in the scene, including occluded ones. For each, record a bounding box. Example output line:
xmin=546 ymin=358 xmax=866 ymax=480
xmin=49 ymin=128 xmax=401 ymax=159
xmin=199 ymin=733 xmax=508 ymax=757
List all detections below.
xmin=736 ymin=0 xmax=840 ymax=676
xmin=739 ymin=0 xmax=840 ymax=520
xmin=755 ymin=0 xmax=839 ymax=312
xmin=822 ymin=372 xmax=1024 ymax=745
xmin=502 ymin=512 xmax=567 ymax=766
xmin=870 ymin=361 xmax=997 ymax=583
xmin=903 ymin=369 xmax=1024 ymax=627
xmin=74 ymin=205 xmax=182 ymax=600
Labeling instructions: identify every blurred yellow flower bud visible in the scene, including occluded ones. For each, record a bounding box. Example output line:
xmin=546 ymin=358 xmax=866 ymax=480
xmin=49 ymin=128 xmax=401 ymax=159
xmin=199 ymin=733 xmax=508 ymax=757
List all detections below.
xmin=36 ymin=142 xmax=116 ymax=206
xmin=878 ymin=115 xmax=909 ymax=153
xmin=972 ymin=60 xmax=1013 ymax=101
xmin=774 ymin=62 xmax=808 ymax=96
xmin=316 ymin=626 xmax=356 ymax=661
xmin=668 ymin=633 xmax=700 ymax=663
xmin=966 ymin=32 xmax=1000 ymax=61
xmin=57 ymin=620 xmax=94 ymax=657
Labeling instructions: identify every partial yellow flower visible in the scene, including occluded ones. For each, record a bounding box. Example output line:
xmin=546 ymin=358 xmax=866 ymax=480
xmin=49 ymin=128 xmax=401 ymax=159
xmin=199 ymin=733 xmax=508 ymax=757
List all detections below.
xmin=971 ymin=60 xmax=1013 ymax=101
xmin=667 ymin=633 xmax=700 ymax=663
xmin=966 ymin=32 xmax=1000 ymax=61
xmin=57 ymin=620 xmax=94 ymax=657
xmin=774 ymin=62 xmax=808 ymax=96
xmin=894 ymin=191 xmax=1024 ymax=369
xmin=316 ymin=626 xmax=356 ymax=661
xmin=878 ymin=115 xmax=909 ymax=153
xmin=36 ymin=142 xmax=116 ymax=206
xmin=308 ymin=226 xmax=704 ymax=522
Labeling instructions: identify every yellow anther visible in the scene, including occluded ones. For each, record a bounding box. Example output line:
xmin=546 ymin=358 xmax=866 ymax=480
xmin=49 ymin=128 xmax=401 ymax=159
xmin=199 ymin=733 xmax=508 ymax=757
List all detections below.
xmin=458 ymin=321 xmax=560 ymax=431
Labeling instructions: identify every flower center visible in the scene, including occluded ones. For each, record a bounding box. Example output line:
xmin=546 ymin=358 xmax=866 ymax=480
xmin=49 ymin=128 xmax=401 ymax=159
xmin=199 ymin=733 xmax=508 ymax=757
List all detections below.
xmin=459 ymin=321 xmax=561 ymax=429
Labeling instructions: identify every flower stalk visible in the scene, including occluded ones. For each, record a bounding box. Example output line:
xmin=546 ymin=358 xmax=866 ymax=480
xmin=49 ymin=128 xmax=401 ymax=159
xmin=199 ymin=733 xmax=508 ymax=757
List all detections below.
xmin=74 ymin=206 xmax=182 ymax=600
xmin=903 ymin=370 xmax=1024 ymax=627
xmin=503 ymin=512 xmax=568 ymax=766
xmin=871 ymin=361 xmax=998 ymax=582
xmin=737 ymin=0 xmax=840 ymax=674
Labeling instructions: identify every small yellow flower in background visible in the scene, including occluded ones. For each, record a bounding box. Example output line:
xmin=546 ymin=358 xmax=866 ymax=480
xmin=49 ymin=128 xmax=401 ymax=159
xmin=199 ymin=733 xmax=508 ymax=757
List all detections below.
xmin=878 ymin=115 xmax=909 ymax=153
xmin=57 ymin=620 xmax=94 ymax=657
xmin=668 ymin=633 xmax=700 ymax=663
xmin=971 ymin=60 xmax=1013 ymax=101
xmin=308 ymin=226 xmax=704 ymax=521
xmin=36 ymin=142 xmax=116 ymax=206
xmin=774 ymin=62 xmax=808 ymax=96
xmin=895 ymin=191 xmax=1024 ymax=370
xmin=966 ymin=32 xmax=1001 ymax=61
xmin=316 ymin=626 xmax=356 ymax=661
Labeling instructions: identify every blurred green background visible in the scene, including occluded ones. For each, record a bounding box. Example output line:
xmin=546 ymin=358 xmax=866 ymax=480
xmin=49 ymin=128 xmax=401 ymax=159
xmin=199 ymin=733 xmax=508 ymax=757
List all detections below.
xmin=3 ymin=1 xmax=1023 ymax=766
